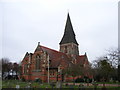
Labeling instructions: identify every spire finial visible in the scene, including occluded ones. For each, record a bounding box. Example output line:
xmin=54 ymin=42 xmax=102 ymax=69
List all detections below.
xmin=67 ymin=9 xmax=69 ymax=13
xmin=67 ymin=10 xmax=70 ymax=17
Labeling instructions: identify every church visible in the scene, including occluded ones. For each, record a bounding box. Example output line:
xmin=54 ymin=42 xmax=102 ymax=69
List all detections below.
xmin=21 ymin=13 xmax=91 ymax=82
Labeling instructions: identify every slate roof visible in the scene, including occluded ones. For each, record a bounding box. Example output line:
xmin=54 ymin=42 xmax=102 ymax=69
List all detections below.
xmin=59 ymin=13 xmax=78 ymax=45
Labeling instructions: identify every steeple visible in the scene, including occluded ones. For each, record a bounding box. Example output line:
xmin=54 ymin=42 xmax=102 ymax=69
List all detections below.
xmin=59 ymin=13 xmax=79 ymax=55
xmin=59 ymin=13 xmax=78 ymax=45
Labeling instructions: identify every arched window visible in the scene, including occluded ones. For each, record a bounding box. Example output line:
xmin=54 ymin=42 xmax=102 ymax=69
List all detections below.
xmin=24 ymin=64 xmax=28 ymax=74
xmin=36 ymin=55 xmax=41 ymax=70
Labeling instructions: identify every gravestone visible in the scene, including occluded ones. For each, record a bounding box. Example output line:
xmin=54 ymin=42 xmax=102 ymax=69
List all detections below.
xmin=56 ymin=81 xmax=62 ymax=88
xmin=50 ymin=82 xmax=55 ymax=89
xmin=16 ymin=85 xmax=20 ymax=89
xmin=26 ymin=82 xmax=32 ymax=88
xmin=69 ymin=84 xmax=74 ymax=89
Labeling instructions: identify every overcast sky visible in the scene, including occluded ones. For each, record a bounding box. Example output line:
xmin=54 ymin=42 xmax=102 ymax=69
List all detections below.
xmin=0 ymin=0 xmax=118 ymax=63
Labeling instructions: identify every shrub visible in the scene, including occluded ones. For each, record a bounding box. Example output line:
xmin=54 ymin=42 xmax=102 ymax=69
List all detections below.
xmin=84 ymin=76 xmax=92 ymax=83
xmin=75 ymin=78 xmax=84 ymax=83
xmin=89 ymin=78 xmax=92 ymax=83
xmin=34 ymin=78 xmax=42 ymax=83
xmin=21 ymin=77 xmax=26 ymax=82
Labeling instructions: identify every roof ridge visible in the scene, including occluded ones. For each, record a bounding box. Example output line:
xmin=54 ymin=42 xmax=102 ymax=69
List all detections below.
xmin=40 ymin=45 xmax=67 ymax=55
xmin=79 ymin=55 xmax=85 ymax=57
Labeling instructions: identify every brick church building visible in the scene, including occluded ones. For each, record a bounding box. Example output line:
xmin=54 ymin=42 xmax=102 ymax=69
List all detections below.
xmin=21 ymin=13 xmax=91 ymax=82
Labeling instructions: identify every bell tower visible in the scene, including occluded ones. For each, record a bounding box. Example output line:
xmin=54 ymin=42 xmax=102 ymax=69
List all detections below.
xmin=59 ymin=13 xmax=79 ymax=55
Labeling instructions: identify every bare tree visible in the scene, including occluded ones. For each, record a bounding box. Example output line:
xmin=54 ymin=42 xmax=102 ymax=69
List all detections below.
xmin=106 ymin=48 xmax=119 ymax=68
xmin=1 ymin=58 xmax=10 ymax=78
xmin=92 ymin=50 xmax=118 ymax=82
xmin=1 ymin=58 xmax=21 ymax=79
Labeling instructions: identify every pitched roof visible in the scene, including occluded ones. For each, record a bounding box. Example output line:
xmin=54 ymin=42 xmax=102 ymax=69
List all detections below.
xmin=35 ymin=45 xmax=87 ymax=68
xmin=22 ymin=44 xmax=88 ymax=68
xmin=76 ymin=55 xmax=86 ymax=64
xmin=59 ymin=13 xmax=78 ymax=45
xmin=40 ymin=45 xmax=71 ymax=68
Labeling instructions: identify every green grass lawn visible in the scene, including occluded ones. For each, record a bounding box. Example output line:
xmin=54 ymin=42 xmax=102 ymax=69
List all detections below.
xmin=2 ymin=80 xmax=120 ymax=89
xmin=2 ymin=80 xmax=51 ymax=88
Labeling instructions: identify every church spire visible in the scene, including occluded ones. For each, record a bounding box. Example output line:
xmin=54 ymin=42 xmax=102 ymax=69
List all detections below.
xmin=59 ymin=13 xmax=79 ymax=55
xmin=59 ymin=13 xmax=78 ymax=45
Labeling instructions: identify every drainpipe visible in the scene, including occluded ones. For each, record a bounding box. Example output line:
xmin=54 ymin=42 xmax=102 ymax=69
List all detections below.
xmin=47 ymin=54 xmax=50 ymax=84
